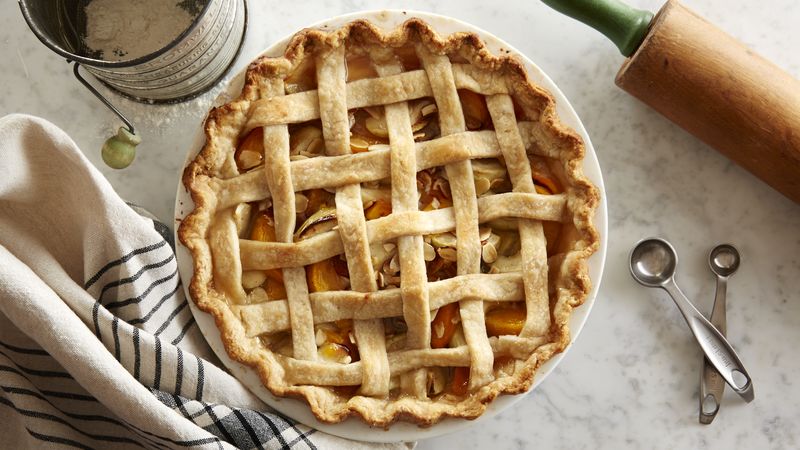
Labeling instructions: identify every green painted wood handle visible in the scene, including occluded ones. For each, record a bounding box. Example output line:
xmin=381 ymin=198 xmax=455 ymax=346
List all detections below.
xmin=541 ymin=0 xmax=654 ymax=56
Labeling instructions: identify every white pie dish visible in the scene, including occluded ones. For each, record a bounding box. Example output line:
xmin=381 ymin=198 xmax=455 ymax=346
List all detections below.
xmin=174 ymin=9 xmax=608 ymax=443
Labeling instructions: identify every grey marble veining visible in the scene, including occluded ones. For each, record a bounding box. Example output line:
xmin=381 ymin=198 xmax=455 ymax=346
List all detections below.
xmin=2 ymin=0 xmax=799 ymax=448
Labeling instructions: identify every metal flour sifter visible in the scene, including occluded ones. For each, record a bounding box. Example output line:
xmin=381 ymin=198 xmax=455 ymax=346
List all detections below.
xmin=19 ymin=0 xmax=247 ymax=168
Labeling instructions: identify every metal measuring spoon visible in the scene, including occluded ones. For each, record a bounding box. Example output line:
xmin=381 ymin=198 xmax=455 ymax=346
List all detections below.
xmin=629 ymin=238 xmax=754 ymax=402
xmin=699 ymin=244 xmax=741 ymax=424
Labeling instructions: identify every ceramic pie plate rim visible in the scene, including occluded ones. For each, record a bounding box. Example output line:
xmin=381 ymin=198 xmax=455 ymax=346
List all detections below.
xmin=173 ymin=9 xmax=608 ymax=443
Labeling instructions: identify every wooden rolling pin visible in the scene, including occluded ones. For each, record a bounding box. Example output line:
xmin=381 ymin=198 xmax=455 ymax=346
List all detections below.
xmin=542 ymin=0 xmax=800 ymax=203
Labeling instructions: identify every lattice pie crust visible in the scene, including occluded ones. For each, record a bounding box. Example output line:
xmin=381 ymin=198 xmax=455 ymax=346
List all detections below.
xmin=179 ymin=18 xmax=600 ymax=426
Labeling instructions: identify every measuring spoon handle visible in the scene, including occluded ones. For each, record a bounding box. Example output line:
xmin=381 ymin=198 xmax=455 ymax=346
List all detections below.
xmin=699 ymin=275 xmax=729 ymax=424
xmin=662 ymin=281 xmax=754 ymax=402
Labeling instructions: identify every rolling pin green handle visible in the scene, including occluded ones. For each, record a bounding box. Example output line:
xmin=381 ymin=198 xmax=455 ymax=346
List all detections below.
xmin=541 ymin=0 xmax=654 ymax=56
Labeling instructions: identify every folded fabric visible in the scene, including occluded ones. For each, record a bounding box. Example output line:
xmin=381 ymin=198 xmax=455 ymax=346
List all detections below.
xmin=0 ymin=114 xmax=413 ymax=450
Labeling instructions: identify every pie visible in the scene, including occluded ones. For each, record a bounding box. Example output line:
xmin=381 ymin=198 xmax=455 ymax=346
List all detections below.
xmin=179 ymin=18 xmax=600 ymax=426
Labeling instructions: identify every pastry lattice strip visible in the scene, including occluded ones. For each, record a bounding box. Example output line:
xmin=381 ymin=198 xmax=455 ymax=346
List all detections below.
xmin=244 ymin=64 xmax=513 ymax=130
xmin=315 ymin=45 xmax=391 ymax=395
xmin=213 ymin=124 xmax=567 ymax=210
xmin=258 ymin=77 xmax=318 ymax=361
xmin=486 ymin=94 xmax=550 ymax=337
xmin=415 ymin=45 xmax=493 ymax=389
xmin=367 ymin=46 xmax=432 ymax=397
xmin=239 ymin=273 xmax=526 ymax=335
xmin=281 ymin=335 xmax=550 ymax=386
xmin=238 ymin=193 xmax=566 ymax=270
xmin=212 ymin=41 xmax=572 ymax=394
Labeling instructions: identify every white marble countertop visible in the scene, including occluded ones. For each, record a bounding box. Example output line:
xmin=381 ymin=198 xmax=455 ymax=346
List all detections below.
xmin=3 ymin=0 xmax=799 ymax=448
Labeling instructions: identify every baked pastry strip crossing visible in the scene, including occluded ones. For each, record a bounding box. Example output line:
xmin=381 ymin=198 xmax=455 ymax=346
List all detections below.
xmin=486 ymin=94 xmax=550 ymax=337
xmin=215 ymin=124 xmax=562 ymax=210
xmin=244 ymin=64 xmax=514 ymax=130
xmin=315 ymin=45 xmax=391 ymax=395
xmin=281 ymin=335 xmax=549 ymax=386
xmin=417 ymin=45 xmax=494 ymax=389
xmin=258 ymin=77 xmax=318 ymax=361
xmin=209 ymin=212 xmax=247 ymax=303
xmin=238 ymin=273 xmax=526 ymax=335
xmin=238 ymin=192 xmax=567 ymax=270
xmin=370 ymin=46 xmax=432 ymax=398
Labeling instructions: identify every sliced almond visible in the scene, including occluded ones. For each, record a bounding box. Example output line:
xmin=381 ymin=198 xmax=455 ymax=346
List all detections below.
xmin=368 ymin=143 xmax=391 ymax=152
xmin=315 ymin=328 xmax=327 ymax=347
xmin=482 ymin=242 xmax=498 ymax=264
xmin=474 ymin=176 xmax=491 ymax=196
xmin=301 ymin=138 xmax=325 ymax=157
xmin=365 ymin=116 xmax=389 ymax=138
xmin=237 ymin=150 xmax=262 ymax=171
xmin=241 ymin=270 xmax=268 ymax=290
xmin=377 ymin=271 xmax=385 ymax=288
xmin=294 ymin=193 xmax=309 ymax=214
xmin=387 ymin=254 xmax=400 ymax=274
xmin=233 ymin=203 xmax=252 ymax=238
xmin=421 ymin=103 xmax=438 ymax=116
xmin=479 ymin=226 xmax=492 ymax=242
xmin=430 ymin=232 xmax=457 ymax=248
xmin=423 ymin=242 xmax=436 ymax=261
xmin=438 ymin=247 xmax=458 ymax=262
xmin=290 ymin=125 xmax=323 ymax=155
xmin=411 ymin=119 xmax=429 ymax=133
xmin=433 ymin=321 xmax=445 ymax=340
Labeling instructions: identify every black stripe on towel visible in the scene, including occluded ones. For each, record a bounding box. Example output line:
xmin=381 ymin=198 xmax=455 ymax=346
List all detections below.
xmin=0 ymin=359 xmax=71 ymax=379
xmin=0 ymin=340 xmax=49 ymax=356
xmin=0 ymin=396 xmax=145 ymax=447
xmin=175 ymin=347 xmax=184 ymax=397
xmin=233 ymin=408 xmax=265 ymax=450
xmin=112 ymin=317 xmax=121 ymax=361
xmin=202 ymin=402 xmax=237 ymax=446
xmin=153 ymin=338 xmax=162 ymax=391
xmin=195 ymin=355 xmax=205 ymax=401
xmin=4 ymin=366 xmax=222 ymax=449
xmin=133 ymin=326 xmax=141 ymax=381
xmin=84 ymin=240 xmax=167 ymax=290
xmin=105 ymin=267 xmax=179 ymax=310
xmin=2 ymin=384 xmax=167 ymax=449
xmin=171 ymin=316 xmax=196 ymax=346
xmin=153 ymin=298 xmax=189 ymax=336
xmin=287 ymin=427 xmax=318 ymax=449
xmin=40 ymin=390 xmax=96 ymax=402
xmin=1 ymin=365 xmax=90 ymax=403
xmin=98 ymin=254 xmax=175 ymax=302
xmin=93 ymin=301 xmax=101 ymax=339
xmin=26 ymin=428 xmax=94 ymax=450
xmin=4 ymin=385 xmax=128 ymax=426
xmin=127 ymin=281 xmax=182 ymax=325
xmin=255 ymin=410 xmax=292 ymax=448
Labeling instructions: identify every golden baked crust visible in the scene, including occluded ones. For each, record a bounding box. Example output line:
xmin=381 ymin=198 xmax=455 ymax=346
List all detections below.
xmin=179 ymin=18 xmax=600 ymax=427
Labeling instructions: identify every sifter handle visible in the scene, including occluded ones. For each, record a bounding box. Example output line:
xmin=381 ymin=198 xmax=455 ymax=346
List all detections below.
xmin=540 ymin=0 xmax=653 ymax=56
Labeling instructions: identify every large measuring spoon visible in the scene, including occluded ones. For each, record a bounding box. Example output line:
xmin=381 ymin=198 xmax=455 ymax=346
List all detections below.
xmin=629 ymin=238 xmax=754 ymax=402
xmin=699 ymin=244 xmax=741 ymax=424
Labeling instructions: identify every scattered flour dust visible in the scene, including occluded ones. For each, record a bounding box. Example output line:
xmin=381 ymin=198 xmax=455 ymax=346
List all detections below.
xmin=83 ymin=0 xmax=197 ymax=61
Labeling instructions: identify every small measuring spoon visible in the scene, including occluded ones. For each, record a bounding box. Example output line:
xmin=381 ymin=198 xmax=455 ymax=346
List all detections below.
xmin=699 ymin=244 xmax=741 ymax=424
xmin=629 ymin=238 xmax=754 ymax=402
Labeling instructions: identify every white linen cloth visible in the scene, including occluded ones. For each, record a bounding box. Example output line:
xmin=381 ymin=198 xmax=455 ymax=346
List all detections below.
xmin=0 ymin=114 xmax=413 ymax=450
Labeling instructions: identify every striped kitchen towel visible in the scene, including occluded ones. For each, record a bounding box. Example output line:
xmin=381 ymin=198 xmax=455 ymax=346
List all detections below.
xmin=0 ymin=114 xmax=413 ymax=450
